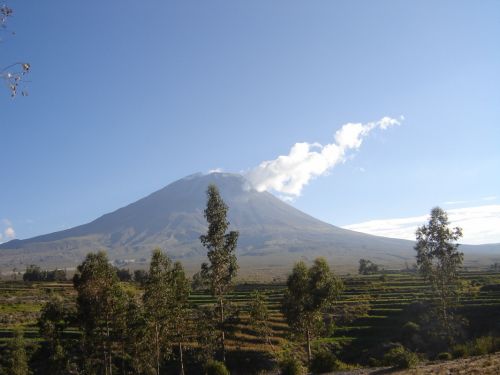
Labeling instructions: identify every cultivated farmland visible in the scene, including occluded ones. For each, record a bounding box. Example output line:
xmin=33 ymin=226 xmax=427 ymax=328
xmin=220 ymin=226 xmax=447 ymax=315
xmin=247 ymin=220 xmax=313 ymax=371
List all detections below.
xmin=1 ymin=269 xmax=499 ymax=373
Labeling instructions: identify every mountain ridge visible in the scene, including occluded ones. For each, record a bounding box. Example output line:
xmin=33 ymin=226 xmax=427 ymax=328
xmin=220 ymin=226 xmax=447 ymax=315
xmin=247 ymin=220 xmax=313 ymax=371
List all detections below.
xmin=1 ymin=173 xmax=498 ymax=275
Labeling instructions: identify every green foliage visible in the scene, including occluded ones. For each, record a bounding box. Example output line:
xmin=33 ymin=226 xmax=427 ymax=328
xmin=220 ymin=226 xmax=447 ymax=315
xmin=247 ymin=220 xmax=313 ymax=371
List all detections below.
xmin=331 ymin=294 xmax=371 ymax=325
xmin=191 ymin=270 xmax=208 ymax=291
xmin=358 ymin=259 xmax=380 ymax=275
xmin=450 ymin=336 xmax=499 ymax=359
xmin=133 ymin=269 xmax=149 ymax=285
xmin=451 ymin=344 xmax=469 ymax=358
xmin=143 ymin=248 xmax=191 ymax=374
xmin=469 ymin=336 xmax=499 ymax=356
xmin=278 ymin=356 xmax=306 ymax=375
xmin=200 ymin=184 xmax=239 ymax=362
xmin=402 ymin=321 xmax=420 ymax=334
xmin=115 ymin=267 xmax=132 ymax=281
xmin=73 ymin=251 xmax=128 ymax=374
xmin=194 ymin=306 xmax=219 ymax=363
xmin=204 ymin=359 xmax=230 ymax=375
xmin=248 ymin=291 xmax=274 ymax=350
xmin=37 ymin=296 xmax=73 ymax=373
xmin=281 ymin=258 xmax=343 ymax=362
xmin=309 ymin=350 xmax=337 ymax=374
xmin=200 ymin=184 xmax=239 ymax=298
xmin=383 ymin=345 xmax=419 ymax=369
xmin=121 ymin=297 xmax=156 ymax=374
xmin=23 ymin=265 xmax=66 ymax=281
xmin=437 ymin=352 xmax=452 ymax=360
xmin=415 ymin=207 xmax=463 ymax=335
xmin=38 ymin=296 xmax=71 ymax=344
xmin=7 ymin=329 xmax=29 ymax=375
xmin=480 ymin=284 xmax=500 ymax=292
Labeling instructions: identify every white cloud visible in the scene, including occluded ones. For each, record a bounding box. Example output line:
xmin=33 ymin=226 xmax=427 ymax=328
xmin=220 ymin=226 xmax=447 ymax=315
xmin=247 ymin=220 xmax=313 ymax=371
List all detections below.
xmin=208 ymin=168 xmax=224 ymax=174
xmin=4 ymin=227 xmax=15 ymax=239
xmin=482 ymin=196 xmax=497 ymax=201
xmin=343 ymin=204 xmax=500 ymax=245
xmin=444 ymin=200 xmax=470 ymax=205
xmin=245 ymin=116 xmax=402 ymax=199
xmin=0 ymin=219 xmax=16 ymax=243
xmin=444 ymin=196 xmax=497 ymax=206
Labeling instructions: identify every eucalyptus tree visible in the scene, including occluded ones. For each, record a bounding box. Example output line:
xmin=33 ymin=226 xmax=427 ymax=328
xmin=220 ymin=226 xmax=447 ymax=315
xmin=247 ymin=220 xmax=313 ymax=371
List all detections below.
xmin=248 ymin=291 xmax=274 ymax=352
xmin=169 ymin=262 xmax=191 ymax=375
xmin=200 ymin=184 xmax=239 ymax=363
xmin=38 ymin=296 xmax=73 ymax=374
xmin=8 ymin=329 xmax=29 ymax=375
xmin=73 ymin=251 xmax=128 ymax=375
xmin=415 ymin=207 xmax=463 ymax=335
xmin=143 ymin=249 xmax=191 ymax=375
xmin=143 ymin=249 xmax=173 ymax=375
xmin=282 ymin=258 xmax=344 ymax=363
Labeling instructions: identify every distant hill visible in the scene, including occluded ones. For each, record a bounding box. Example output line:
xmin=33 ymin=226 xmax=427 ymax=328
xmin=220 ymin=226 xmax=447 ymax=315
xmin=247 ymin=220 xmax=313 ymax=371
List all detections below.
xmin=1 ymin=173 xmax=499 ymax=276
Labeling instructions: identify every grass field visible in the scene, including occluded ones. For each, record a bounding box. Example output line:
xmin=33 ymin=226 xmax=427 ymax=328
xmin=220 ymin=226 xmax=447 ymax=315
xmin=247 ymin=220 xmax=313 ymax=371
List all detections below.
xmin=1 ymin=269 xmax=500 ymax=370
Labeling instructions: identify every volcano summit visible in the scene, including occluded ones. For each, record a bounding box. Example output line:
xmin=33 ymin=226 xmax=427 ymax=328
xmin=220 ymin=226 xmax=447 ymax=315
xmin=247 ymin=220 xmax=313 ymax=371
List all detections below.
xmin=1 ymin=173 xmax=497 ymax=275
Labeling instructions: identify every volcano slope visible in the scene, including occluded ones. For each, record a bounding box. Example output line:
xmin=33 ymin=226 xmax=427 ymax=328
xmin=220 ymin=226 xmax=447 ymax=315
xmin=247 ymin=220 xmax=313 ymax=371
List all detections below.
xmin=1 ymin=173 xmax=498 ymax=276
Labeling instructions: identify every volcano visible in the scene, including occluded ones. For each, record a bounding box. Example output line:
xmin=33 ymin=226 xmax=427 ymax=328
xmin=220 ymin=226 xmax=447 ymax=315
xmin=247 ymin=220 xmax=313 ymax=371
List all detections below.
xmin=1 ymin=173 xmax=497 ymax=275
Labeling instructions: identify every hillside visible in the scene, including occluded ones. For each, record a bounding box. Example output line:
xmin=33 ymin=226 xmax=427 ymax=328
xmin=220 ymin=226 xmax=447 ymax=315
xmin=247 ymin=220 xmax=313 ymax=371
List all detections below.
xmin=1 ymin=173 xmax=498 ymax=274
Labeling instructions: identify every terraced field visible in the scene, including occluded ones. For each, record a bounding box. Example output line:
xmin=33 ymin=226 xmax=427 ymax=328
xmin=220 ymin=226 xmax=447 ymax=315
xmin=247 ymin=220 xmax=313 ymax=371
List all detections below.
xmin=1 ymin=270 xmax=500 ymax=368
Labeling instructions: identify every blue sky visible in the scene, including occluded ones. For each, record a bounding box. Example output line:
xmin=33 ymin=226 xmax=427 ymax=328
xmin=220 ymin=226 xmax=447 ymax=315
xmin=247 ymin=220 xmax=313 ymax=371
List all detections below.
xmin=1 ymin=1 xmax=499 ymax=244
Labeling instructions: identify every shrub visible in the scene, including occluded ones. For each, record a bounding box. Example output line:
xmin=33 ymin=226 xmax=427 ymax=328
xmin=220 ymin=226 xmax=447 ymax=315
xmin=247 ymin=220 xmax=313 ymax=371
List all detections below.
xmin=470 ymin=336 xmax=497 ymax=356
xmin=452 ymin=336 xmax=500 ymax=359
xmin=402 ymin=321 xmax=420 ymax=334
xmin=383 ymin=346 xmax=419 ymax=369
xmin=204 ymin=360 xmax=230 ymax=375
xmin=368 ymin=357 xmax=381 ymax=367
xmin=480 ymin=284 xmax=500 ymax=292
xmin=310 ymin=351 xmax=337 ymax=374
xmin=451 ymin=344 xmax=469 ymax=358
xmin=278 ymin=357 xmax=306 ymax=375
xmin=437 ymin=352 xmax=452 ymax=360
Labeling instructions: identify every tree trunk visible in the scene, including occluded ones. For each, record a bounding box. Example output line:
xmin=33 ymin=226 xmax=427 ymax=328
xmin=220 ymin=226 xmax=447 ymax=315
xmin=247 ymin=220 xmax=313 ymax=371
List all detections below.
xmin=219 ymin=298 xmax=226 ymax=363
xmin=106 ymin=317 xmax=113 ymax=375
xmin=266 ymin=334 xmax=276 ymax=354
xmin=179 ymin=341 xmax=185 ymax=375
xmin=155 ymin=323 xmax=160 ymax=375
xmin=306 ymin=328 xmax=312 ymax=364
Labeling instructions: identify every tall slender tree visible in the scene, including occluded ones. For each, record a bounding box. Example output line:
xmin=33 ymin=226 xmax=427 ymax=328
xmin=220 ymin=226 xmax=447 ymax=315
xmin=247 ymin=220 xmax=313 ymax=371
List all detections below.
xmin=282 ymin=258 xmax=343 ymax=364
xmin=8 ymin=329 xmax=29 ymax=375
xmin=200 ymin=184 xmax=239 ymax=363
xmin=38 ymin=296 xmax=72 ymax=374
xmin=143 ymin=249 xmax=173 ymax=375
xmin=143 ymin=249 xmax=191 ymax=375
xmin=415 ymin=207 xmax=463 ymax=335
xmin=73 ymin=251 xmax=128 ymax=375
xmin=169 ymin=262 xmax=191 ymax=375
xmin=248 ymin=291 xmax=275 ymax=352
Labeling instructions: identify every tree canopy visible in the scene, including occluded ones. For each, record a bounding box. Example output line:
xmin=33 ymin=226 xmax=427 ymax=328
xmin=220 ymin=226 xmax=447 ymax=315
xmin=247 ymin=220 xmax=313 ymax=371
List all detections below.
xmin=282 ymin=258 xmax=344 ymax=363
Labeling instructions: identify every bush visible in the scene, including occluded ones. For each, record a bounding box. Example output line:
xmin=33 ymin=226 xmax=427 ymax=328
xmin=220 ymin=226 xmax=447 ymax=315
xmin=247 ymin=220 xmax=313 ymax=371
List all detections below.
xmin=470 ymin=336 xmax=497 ymax=356
xmin=310 ymin=351 xmax=337 ymax=374
xmin=452 ymin=344 xmax=469 ymax=358
xmin=402 ymin=321 xmax=420 ymax=334
xmin=480 ymin=284 xmax=500 ymax=292
xmin=278 ymin=357 xmax=306 ymax=375
xmin=383 ymin=346 xmax=419 ymax=369
xmin=437 ymin=352 xmax=452 ymax=360
xmin=204 ymin=360 xmax=230 ymax=375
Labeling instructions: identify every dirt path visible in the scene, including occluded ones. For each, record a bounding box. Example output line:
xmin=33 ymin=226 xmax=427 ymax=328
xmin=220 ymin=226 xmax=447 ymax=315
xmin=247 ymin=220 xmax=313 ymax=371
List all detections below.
xmin=332 ymin=352 xmax=500 ymax=375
